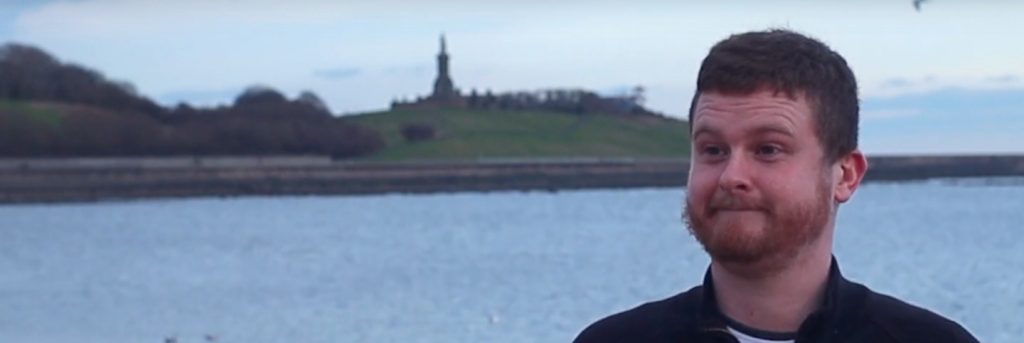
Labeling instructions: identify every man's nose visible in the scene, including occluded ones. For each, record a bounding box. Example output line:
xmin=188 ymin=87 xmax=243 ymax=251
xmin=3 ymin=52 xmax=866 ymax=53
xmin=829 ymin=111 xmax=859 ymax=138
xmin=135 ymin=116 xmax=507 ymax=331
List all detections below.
xmin=719 ymin=154 xmax=753 ymax=193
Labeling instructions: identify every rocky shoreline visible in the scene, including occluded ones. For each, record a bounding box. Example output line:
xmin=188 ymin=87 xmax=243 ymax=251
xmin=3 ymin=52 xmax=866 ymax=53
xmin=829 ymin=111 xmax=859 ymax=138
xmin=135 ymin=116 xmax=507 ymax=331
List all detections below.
xmin=1 ymin=155 xmax=1022 ymax=203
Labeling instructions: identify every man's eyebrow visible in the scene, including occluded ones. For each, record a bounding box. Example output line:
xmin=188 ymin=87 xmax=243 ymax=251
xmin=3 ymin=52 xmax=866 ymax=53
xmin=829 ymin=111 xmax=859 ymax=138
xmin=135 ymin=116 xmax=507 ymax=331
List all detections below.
xmin=751 ymin=124 xmax=796 ymax=137
xmin=692 ymin=124 xmax=795 ymax=139
xmin=692 ymin=127 xmax=721 ymax=139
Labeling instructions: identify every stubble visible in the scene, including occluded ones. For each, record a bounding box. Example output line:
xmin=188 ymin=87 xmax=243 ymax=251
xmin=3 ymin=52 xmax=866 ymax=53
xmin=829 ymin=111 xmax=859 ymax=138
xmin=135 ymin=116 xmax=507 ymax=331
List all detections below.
xmin=684 ymin=178 xmax=833 ymax=275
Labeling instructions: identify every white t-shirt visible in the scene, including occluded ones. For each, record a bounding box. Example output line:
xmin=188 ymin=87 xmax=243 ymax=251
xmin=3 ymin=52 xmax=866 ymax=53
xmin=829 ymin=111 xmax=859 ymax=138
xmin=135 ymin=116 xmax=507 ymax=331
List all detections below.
xmin=727 ymin=326 xmax=795 ymax=343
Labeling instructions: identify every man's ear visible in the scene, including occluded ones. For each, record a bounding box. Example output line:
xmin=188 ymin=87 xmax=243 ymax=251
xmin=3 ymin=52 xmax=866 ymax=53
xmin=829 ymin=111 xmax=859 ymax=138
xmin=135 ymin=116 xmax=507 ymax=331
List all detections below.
xmin=834 ymin=149 xmax=868 ymax=203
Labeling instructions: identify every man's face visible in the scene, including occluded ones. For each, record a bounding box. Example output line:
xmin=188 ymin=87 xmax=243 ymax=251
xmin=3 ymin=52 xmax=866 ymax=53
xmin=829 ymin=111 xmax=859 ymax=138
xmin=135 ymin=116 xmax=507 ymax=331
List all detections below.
xmin=684 ymin=89 xmax=837 ymax=271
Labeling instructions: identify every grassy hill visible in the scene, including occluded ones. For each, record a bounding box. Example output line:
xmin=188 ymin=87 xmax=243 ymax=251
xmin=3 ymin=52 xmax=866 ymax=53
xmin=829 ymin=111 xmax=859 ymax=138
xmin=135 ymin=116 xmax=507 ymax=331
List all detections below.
xmin=1 ymin=101 xmax=690 ymax=160
xmin=345 ymin=108 xmax=691 ymax=161
xmin=1 ymin=100 xmax=383 ymax=157
xmin=0 ymin=100 xmax=63 ymax=129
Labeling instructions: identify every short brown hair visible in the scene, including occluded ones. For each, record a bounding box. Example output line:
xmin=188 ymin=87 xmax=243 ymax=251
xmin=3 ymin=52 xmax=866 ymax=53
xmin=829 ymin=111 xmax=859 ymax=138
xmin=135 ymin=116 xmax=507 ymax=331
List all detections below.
xmin=688 ymin=29 xmax=859 ymax=162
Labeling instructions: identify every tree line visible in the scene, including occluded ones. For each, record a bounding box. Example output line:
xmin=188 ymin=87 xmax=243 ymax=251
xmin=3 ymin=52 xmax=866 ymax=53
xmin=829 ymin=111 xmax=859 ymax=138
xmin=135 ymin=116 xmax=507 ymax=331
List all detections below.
xmin=0 ymin=43 xmax=383 ymax=157
xmin=393 ymin=87 xmax=655 ymax=117
xmin=463 ymin=88 xmax=651 ymax=115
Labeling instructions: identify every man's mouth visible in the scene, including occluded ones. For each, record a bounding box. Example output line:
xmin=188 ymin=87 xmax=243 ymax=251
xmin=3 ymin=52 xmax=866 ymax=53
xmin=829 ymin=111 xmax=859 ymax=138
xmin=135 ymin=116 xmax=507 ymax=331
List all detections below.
xmin=717 ymin=207 xmax=760 ymax=211
xmin=710 ymin=207 xmax=764 ymax=215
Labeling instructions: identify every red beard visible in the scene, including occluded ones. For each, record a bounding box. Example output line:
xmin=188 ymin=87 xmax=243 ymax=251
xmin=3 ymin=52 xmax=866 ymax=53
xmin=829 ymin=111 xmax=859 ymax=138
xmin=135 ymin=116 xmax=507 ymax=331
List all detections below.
xmin=684 ymin=178 xmax=833 ymax=273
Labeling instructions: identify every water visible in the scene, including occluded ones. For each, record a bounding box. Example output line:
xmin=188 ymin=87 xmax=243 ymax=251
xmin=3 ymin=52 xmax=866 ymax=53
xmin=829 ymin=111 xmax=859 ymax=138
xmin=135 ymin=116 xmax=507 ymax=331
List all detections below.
xmin=0 ymin=180 xmax=1021 ymax=343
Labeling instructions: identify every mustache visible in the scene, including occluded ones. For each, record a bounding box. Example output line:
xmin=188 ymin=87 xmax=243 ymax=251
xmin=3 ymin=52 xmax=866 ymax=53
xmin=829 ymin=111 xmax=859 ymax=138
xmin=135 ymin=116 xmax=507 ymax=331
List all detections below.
xmin=708 ymin=193 xmax=765 ymax=211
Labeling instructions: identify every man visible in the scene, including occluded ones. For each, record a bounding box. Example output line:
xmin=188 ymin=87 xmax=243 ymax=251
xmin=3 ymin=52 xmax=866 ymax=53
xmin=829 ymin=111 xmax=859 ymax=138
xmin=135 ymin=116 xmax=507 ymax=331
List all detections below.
xmin=574 ymin=29 xmax=979 ymax=343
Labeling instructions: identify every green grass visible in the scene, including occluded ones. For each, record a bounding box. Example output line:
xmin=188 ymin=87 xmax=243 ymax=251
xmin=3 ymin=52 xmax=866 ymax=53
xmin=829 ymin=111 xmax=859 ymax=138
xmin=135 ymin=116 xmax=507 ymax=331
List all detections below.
xmin=0 ymin=100 xmax=64 ymax=128
xmin=345 ymin=108 xmax=691 ymax=161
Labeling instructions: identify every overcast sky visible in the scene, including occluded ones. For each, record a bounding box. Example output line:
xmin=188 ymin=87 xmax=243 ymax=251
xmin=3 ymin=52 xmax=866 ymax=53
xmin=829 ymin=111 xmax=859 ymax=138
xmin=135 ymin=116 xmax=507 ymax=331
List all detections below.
xmin=1 ymin=0 xmax=1022 ymax=154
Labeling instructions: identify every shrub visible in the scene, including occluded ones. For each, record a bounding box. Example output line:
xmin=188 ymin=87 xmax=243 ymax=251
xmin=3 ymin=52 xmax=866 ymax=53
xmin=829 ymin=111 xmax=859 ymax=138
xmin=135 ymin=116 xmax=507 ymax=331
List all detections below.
xmin=400 ymin=123 xmax=436 ymax=142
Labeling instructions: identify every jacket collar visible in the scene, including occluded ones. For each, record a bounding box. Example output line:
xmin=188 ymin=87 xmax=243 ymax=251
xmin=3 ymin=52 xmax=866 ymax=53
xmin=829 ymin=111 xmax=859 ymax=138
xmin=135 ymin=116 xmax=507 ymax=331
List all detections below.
xmin=693 ymin=257 xmax=865 ymax=339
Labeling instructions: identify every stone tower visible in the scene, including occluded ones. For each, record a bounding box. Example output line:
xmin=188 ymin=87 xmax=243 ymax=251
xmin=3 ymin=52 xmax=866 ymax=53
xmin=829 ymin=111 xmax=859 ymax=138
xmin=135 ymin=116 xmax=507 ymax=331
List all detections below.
xmin=390 ymin=34 xmax=466 ymax=110
xmin=431 ymin=34 xmax=458 ymax=101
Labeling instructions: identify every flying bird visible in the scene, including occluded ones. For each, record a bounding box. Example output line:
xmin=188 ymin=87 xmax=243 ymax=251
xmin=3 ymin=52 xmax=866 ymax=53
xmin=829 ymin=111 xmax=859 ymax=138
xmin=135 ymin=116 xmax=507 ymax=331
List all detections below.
xmin=913 ymin=0 xmax=929 ymax=12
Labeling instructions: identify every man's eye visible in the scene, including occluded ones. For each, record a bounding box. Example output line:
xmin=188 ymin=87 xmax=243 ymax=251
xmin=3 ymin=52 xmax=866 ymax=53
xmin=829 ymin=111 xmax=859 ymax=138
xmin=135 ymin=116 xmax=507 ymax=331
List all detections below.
xmin=755 ymin=145 xmax=781 ymax=156
xmin=703 ymin=146 xmax=725 ymax=156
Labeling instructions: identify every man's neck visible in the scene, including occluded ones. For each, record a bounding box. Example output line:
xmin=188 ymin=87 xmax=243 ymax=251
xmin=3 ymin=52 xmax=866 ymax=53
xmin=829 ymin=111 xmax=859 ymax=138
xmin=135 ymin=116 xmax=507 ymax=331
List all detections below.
xmin=710 ymin=245 xmax=832 ymax=333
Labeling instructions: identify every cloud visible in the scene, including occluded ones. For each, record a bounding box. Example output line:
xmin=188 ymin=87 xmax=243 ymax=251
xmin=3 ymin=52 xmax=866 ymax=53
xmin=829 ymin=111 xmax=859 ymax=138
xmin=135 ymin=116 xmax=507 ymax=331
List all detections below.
xmin=313 ymin=67 xmax=361 ymax=80
xmin=861 ymin=131 xmax=1024 ymax=155
xmin=865 ymin=87 xmax=1024 ymax=109
xmin=12 ymin=0 xmax=516 ymax=40
xmin=380 ymin=64 xmax=431 ymax=77
xmin=860 ymin=108 xmax=923 ymax=120
xmin=870 ymin=75 xmax=939 ymax=96
xmin=879 ymin=77 xmax=913 ymax=88
xmin=860 ymin=87 xmax=1024 ymax=154
xmin=14 ymin=1 xmax=376 ymax=37
xmin=867 ymin=74 xmax=1024 ymax=99
xmin=985 ymin=74 xmax=1021 ymax=84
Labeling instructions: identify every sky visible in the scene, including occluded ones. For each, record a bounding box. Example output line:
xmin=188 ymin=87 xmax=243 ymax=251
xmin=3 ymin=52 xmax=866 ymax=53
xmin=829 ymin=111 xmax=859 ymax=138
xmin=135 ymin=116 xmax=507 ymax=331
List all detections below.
xmin=1 ymin=0 xmax=1022 ymax=155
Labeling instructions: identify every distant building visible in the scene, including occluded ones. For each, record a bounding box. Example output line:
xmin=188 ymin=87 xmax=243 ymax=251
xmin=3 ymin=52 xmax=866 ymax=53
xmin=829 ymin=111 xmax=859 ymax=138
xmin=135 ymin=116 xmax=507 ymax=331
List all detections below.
xmin=391 ymin=35 xmax=655 ymax=117
xmin=392 ymin=35 xmax=466 ymax=110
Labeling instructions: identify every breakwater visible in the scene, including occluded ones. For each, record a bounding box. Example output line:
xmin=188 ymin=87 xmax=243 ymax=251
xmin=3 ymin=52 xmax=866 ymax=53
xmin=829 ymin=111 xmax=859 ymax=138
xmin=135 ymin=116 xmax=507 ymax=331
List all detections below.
xmin=1 ymin=155 xmax=1022 ymax=203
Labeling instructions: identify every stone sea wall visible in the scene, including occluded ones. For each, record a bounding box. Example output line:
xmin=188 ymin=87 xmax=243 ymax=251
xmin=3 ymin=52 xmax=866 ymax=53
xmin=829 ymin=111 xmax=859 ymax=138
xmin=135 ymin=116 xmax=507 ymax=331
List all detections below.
xmin=1 ymin=155 xmax=1022 ymax=203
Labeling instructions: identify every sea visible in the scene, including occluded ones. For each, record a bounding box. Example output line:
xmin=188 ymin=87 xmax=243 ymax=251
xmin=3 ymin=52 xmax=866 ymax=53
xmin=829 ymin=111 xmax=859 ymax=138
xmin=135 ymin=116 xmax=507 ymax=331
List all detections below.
xmin=1 ymin=178 xmax=1021 ymax=343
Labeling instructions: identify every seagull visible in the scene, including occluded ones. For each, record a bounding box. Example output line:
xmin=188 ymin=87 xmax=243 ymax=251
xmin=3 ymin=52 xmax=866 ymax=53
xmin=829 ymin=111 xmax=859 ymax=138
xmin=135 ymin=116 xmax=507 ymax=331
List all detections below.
xmin=913 ymin=0 xmax=929 ymax=12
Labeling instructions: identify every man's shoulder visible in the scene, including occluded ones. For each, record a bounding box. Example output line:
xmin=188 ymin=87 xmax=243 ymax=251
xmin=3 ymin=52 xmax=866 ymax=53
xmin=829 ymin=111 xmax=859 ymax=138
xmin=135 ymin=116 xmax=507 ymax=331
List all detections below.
xmin=860 ymin=287 xmax=979 ymax=343
xmin=573 ymin=286 xmax=702 ymax=343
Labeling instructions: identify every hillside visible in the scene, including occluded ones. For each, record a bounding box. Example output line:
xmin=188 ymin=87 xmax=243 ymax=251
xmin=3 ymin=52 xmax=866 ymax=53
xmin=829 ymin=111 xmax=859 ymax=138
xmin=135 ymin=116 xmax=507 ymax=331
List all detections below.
xmin=346 ymin=108 xmax=690 ymax=160
xmin=0 ymin=43 xmax=383 ymax=158
xmin=0 ymin=99 xmax=383 ymax=157
xmin=0 ymin=42 xmax=690 ymax=160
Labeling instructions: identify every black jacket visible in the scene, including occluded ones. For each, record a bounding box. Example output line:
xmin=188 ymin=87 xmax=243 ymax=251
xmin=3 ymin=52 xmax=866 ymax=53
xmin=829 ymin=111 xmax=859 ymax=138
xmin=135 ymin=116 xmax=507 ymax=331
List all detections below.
xmin=574 ymin=259 xmax=979 ymax=343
